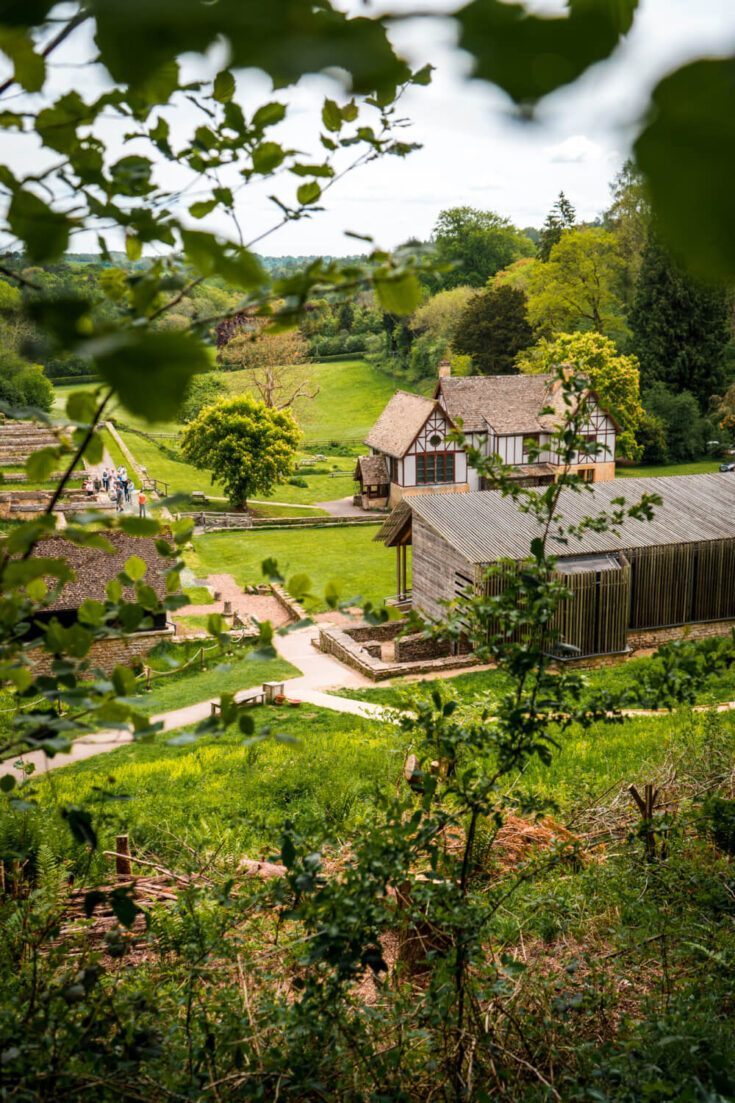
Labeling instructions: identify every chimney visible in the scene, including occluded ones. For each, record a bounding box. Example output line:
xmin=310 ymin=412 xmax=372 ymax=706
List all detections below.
xmin=438 ymin=359 xmax=451 ymax=379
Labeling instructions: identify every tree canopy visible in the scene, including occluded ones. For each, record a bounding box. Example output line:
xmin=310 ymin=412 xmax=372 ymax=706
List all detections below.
xmin=515 ymin=330 xmax=644 ymax=460
xmin=451 ymin=285 xmax=534 ymax=376
xmin=180 ymin=395 xmax=301 ymax=508
xmin=536 ymin=191 xmax=576 ymax=262
xmin=525 ymin=227 xmax=627 ymax=338
xmin=432 ymin=206 xmax=534 ymax=288
xmin=630 ymin=230 xmax=731 ymax=407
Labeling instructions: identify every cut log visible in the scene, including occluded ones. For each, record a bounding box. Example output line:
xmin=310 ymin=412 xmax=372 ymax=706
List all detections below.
xmin=238 ymin=858 xmax=287 ymax=879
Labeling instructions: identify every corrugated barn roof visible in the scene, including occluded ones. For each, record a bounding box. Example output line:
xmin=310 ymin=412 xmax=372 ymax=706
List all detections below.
xmin=376 ymin=474 xmax=735 ymax=563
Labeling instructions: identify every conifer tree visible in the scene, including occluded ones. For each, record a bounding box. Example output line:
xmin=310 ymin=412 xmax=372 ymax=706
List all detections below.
xmin=537 ymin=191 xmax=576 ymax=261
xmin=630 ymin=230 xmax=730 ymax=407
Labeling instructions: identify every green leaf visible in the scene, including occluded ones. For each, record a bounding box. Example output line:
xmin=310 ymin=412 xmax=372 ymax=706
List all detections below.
xmin=180 ymin=230 xmax=265 ymax=291
xmin=287 ymin=573 xmax=311 ymax=600
xmin=26 ymin=577 xmax=46 ymax=601
xmin=94 ymin=330 xmax=209 ymax=420
xmin=296 ymin=181 xmax=321 ymax=206
xmin=62 ymin=806 xmax=97 ymax=849
xmin=125 ymin=234 xmax=142 ymax=261
xmin=109 ymin=886 xmax=138 ymax=928
xmin=322 ymin=98 xmax=342 ymax=132
xmin=251 ymin=102 xmax=286 ymax=128
xmin=0 ymin=775 xmax=15 ymax=792
xmin=124 ymin=555 xmax=147 ymax=581
xmin=635 ymin=58 xmax=735 ymax=281
xmin=66 ymin=390 xmax=98 ymax=424
xmin=112 ymin=664 xmax=136 ymax=696
xmin=456 ymin=0 xmax=638 ymax=106
xmin=119 ymin=516 xmax=161 ymax=537
xmin=0 ymin=28 xmax=44 ymax=92
xmin=374 ymin=272 xmax=421 ymax=315
xmin=252 ymin=141 xmax=285 ymax=174
xmin=110 ymin=155 xmax=153 ymax=197
xmin=188 ymin=199 xmax=217 ymax=219
xmin=35 ymin=91 xmax=93 ymax=154
xmin=213 ymin=69 xmax=236 ymax=103
xmin=25 ymin=447 xmax=59 ymax=482
xmin=77 ymin=599 xmax=106 ymax=626
xmin=412 ymin=64 xmax=434 ymax=86
xmin=7 ymin=189 xmax=72 ymax=262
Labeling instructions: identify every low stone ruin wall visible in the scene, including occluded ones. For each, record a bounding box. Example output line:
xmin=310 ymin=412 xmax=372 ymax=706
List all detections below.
xmin=318 ymin=621 xmax=479 ymax=682
xmin=29 ymin=627 xmax=174 ymax=676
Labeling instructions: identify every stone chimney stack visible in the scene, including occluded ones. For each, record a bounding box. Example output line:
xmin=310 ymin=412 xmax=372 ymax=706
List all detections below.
xmin=438 ymin=359 xmax=451 ymax=379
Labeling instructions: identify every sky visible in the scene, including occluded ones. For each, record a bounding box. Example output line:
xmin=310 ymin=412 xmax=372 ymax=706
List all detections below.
xmin=4 ymin=0 xmax=735 ymax=257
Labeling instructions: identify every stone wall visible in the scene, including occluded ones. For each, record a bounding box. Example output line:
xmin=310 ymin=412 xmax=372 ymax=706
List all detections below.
xmin=395 ymin=633 xmax=451 ymax=662
xmin=318 ymin=622 xmax=479 ymax=681
xmin=628 ymin=618 xmax=735 ymax=651
xmin=29 ymin=627 xmax=175 ymax=676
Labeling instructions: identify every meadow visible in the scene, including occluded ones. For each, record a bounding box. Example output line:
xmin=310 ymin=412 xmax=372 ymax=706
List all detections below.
xmin=187 ymin=523 xmax=400 ymax=611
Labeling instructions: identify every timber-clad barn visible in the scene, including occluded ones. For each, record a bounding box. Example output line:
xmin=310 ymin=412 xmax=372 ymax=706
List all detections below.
xmin=375 ymin=473 xmax=735 ymax=659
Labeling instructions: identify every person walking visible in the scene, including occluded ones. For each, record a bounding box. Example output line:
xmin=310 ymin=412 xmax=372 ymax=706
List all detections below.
xmin=123 ymin=478 xmax=131 ymax=505
xmin=102 ymin=468 xmax=109 ymax=492
xmin=138 ymin=490 xmax=147 ymax=518
xmin=116 ymin=486 xmax=124 ymax=512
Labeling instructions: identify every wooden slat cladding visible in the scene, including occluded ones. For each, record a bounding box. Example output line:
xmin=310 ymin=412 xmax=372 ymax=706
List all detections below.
xmin=550 ymin=563 xmax=630 ymax=657
xmin=412 ymin=516 xmax=473 ymax=623
xmin=692 ymin=539 xmax=735 ymax=622
xmin=627 ymin=544 xmax=694 ymax=629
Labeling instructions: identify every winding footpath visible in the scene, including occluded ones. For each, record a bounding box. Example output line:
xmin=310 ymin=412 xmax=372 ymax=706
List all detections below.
xmin=0 ymin=624 xmax=401 ymax=783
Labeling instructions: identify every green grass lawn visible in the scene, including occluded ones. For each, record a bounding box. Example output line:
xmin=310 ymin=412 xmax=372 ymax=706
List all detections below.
xmin=187 ymin=524 xmax=400 ymax=611
xmin=617 ymin=460 xmax=722 ymax=478
xmin=132 ymin=639 xmax=300 ymax=715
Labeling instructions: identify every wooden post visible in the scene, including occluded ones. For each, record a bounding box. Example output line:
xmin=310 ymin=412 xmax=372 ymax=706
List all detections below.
xmin=402 ymin=544 xmax=407 ymax=599
xmin=200 ymin=647 xmax=204 ymax=670
xmin=115 ymin=834 xmax=132 ymax=876
xmin=396 ymin=546 xmax=401 ymax=602
xmin=628 ymin=783 xmax=659 ymax=860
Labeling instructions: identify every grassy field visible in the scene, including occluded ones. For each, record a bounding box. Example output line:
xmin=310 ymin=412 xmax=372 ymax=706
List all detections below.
xmin=30 ymin=706 xmax=400 ymax=873
xmin=222 ymin=358 xmax=403 ymax=443
xmin=188 ymin=524 xmax=400 ymax=610
xmin=335 ymin=642 xmax=735 ymax=710
xmin=133 ymin=638 xmax=299 ymax=714
xmin=617 ymin=459 xmax=722 ymax=478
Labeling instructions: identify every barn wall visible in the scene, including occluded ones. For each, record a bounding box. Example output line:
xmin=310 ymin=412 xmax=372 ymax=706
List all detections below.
xmin=411 ymin=516 xmax=475 ymax=622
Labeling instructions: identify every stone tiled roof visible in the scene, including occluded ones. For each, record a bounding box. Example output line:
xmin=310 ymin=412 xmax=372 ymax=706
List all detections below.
xmin=355 ymin=454 xmax=389 ymax=484
xmin=32 ymin=532 xmax=171 ymax=611
xmin=364 ymin=390 xmax=439 ymax=458
xmin=436 ymin=373 xmax=583 ymax=435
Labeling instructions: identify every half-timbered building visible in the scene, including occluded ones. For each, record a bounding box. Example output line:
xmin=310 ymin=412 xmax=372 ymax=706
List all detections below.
xmin=375 ymin=474 xmax=735 ymax=659
xmin=355 ymin=371 xmax=617 ymax=509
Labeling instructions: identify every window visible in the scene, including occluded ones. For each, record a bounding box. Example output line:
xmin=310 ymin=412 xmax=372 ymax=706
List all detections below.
xmin=580 ymin=468 xmax=595 ymax=483
xmin=522 ymin=434 xmax=540 ymax=462
xmin=579 ymin=433 xmax=598 ymax=458
xmin=416 ymin=453 xmax=455 ymax=484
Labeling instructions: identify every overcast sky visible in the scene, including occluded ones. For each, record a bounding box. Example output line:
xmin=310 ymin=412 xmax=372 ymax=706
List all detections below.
xmin=4 ymin=0 xmax=735 ymax=257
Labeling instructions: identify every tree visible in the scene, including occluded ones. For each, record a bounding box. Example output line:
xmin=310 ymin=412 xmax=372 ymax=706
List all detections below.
xmin=492 ymin=256 xmax=537 ymax=293
xmin=221 ymin=321 xmax=317 ymax=409
xmin=630 ymin=230 xmax=731 ymax=407
xmin=410 ymin=286 xmax=474 ymax=342
xmin=178 ymin=372 xmax=227 ymax=423
xmin=515 ymin=330 xmax=644 ymax=460
xmin=526 ymin=227 xmax=627 ymax=338
xmin=0 ymin=347 xmax=53 ymax=412
xmin=604 ymin=160 xmax=650 ymax=307
xmin=642 ymin=383 xmax=713 ymax=462
xmin=181 ymin=395 xmax=301 ymax=509
xmin=536 ymin=191 xmax=576 ymax=261
xmin=432 ymin=206 xmax=534 ymax=288
xmin=451 ymin=285 xmax=534 ymax=375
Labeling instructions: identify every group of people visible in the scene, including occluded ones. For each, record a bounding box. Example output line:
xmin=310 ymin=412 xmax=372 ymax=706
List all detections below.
xmin=100 ymin=466 xmax=147 ymax=516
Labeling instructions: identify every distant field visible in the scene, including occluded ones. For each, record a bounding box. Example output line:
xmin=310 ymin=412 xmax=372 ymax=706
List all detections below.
xmin=616 ymin=460 xmax=722 ymax=478
xmin=222 ymin=358 xmax=403 ymax=443
xmin=53 ymin=358 xmax=407 ymax=445
xmin=187 ymin=524 xmax=400 ymax=611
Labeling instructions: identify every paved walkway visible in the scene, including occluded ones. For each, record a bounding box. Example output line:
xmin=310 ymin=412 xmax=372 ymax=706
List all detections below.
xmin=0 ymin=623 xmax=397 ymax=783
xmin=315 ymin=495 xmax=370 ymax=518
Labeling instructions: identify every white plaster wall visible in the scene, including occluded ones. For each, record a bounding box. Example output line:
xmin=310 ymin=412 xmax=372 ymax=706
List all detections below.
xmin=404 ymin=454 xmax=416 ymax=485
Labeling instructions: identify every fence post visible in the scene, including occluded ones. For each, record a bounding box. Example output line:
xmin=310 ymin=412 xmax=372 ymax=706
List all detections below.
xmin=115 ymin=835 xmax=132 ymax=876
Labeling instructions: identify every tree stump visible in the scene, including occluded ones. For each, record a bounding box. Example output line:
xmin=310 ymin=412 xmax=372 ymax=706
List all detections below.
xmin=394 ymin=877 xmax=451 ymax=979
xmin=115 ymin=835 xmax=132 ymax=876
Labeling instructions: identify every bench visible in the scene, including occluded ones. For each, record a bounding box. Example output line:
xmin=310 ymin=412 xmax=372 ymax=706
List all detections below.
xmin=210 ymin=686 xmax=265 ymax=717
